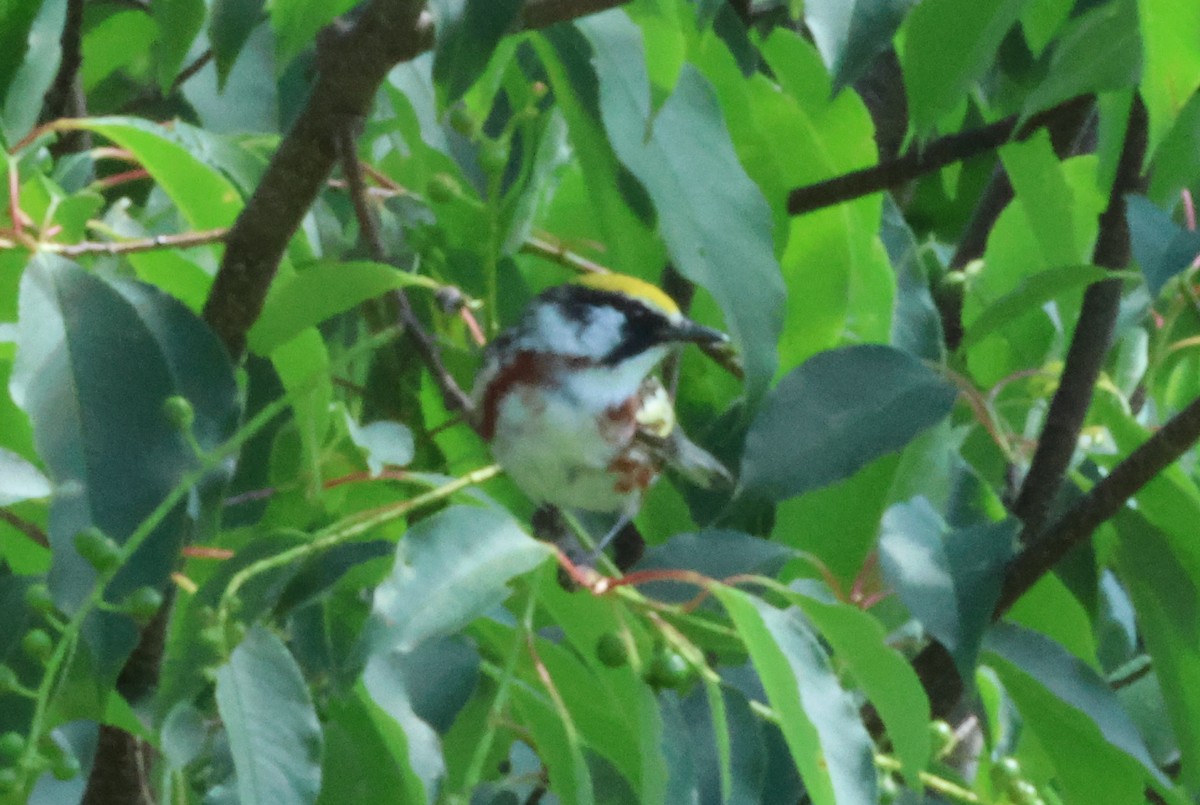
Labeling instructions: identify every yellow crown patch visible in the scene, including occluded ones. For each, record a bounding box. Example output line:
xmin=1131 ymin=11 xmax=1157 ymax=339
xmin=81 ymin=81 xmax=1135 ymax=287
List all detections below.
xmin=576 ymin=272 xmax=680 ymax=318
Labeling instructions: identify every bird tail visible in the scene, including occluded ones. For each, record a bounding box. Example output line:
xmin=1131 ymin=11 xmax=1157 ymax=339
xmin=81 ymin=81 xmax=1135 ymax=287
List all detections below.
xmin=636 ymin=426 xmax=734 ymax=490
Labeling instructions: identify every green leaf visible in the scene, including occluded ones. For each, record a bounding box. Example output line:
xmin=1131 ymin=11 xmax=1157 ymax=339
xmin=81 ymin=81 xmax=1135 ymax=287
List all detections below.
xmin=791 ymin=583 xmax=931 ymax=788
xmin=10 ymin=256 xmax=240 ymax=676
xmin=74 ymin=117 xmax=243 ymax=229
xmin=959 ymin=264 xmax=1116 ymax=349
xmin=1020 ymin=0 xmax=1141 ymax=124
xmin=804 ymin=0 xmax=916 ymax=92
xmin=1 ymin=0 xmax=65 ymax=146
xmin=900 ymin=0 xmax=1025 ymax=135
xmin=510 ymin=681 xmax=595 ymax=805
xmin=1126 ymin=195 xmax=1200 ymax=297
xmin=714 ymin=587 xmax=876 ymax=805
xmin=216 ymin=625 xmax=323 ymax=805
xmin=429 ymin=0 xmax=524 ymax=105
xmin=878 ymin=497 xmax=1016 ymax=679
xmin=271 ymin=328 xmax=331 ymax=492
xmin=0 ymin=0 xmax=44 ymax=104
xmin=882 ymin=198 xmax=944 ymax=361
xmin=741 ymin=345 xmax=958 ymax=500
xmin=318 ymin=691 xmax=421 ymax=805
xmin=248 ymin=261 xmax=439 ymax=355
xmin=1001 ymin=132 xmax=1086 ymax=267
xmin=984 ymin=623 xmax=1173 ymax=799
xmin=1019 ymin=0 xmax=1073 ymax=56
xmin=359 ymin=654 xmax=447 ymax=802
xmin=1137 ymin=0 xmax=1200 ymax=157
xmin=1113 ymin=511 xmax=1200 ymax=791
xmin=80 ymin=11 xmax=159 ymax=93
xmin=0 ymin=447 xmax=49 ymax=506
xmin=211 ymin=0 xmax=267 ymax=88
xmin=270 ymin=0 xmax=359 ymax=74
xmin=363 ymin=505 xmax=551 ymax=655
xmin=151 ymin=0 xmax=205 ymax=93
xmin=578 ymin=12 xmax=785 ymax=402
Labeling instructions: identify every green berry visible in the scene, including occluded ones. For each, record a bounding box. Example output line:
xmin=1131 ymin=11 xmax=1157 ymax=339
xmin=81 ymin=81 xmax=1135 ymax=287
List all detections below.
xmin=0 ymin=666 xmax=19 ymax=694
xmin=122 ymin=586 xmax=164 ymax=622
xmin=1010 ymin=779 xmax=1041 ymax=804
xmin=0 ymin=732 xmax=24 ymax=759
xmin=426 ymin=173 xmax=462 ymax=204
xmin=23 ymin=584 xmax=55 ymax=614
xmin=929 ymin=719 xmax=956 ymax=758
xmin=22 ymin=630 xmax=53 ymax=663
xmin=990 ymin=755 xmax=1022 ymax=790
xmin=162 ymin=395 xmax=195 ymax=431
xmin=73 ymin=528 xmax=121 ymax=573
xmin=645 ymin=649 xmax=692 ymax=690
xmin=0 ymin=767 xmax=20 ymax=793
xmin=478 ymin=138 xmax=509 ymax=176
xmin=50 ymin=751 xmax=80 ymax=781
xmin=595 ymin=633 xmax=629 ymax=668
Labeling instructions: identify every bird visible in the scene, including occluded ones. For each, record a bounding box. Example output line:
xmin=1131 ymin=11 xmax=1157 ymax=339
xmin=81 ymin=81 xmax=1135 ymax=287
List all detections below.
xmin=472 ymin=272 xmax=733 ymax=548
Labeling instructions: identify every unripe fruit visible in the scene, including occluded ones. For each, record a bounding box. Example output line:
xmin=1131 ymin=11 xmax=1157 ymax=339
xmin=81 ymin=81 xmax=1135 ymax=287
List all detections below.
xmin=162 ymin=395 xmax=195 ymax=432
xmin=595 ymin=633 xmax=628 ymax=668
xmin=645 ymin=649 xmax=691 ymax=690
xmin=23 ymin=584 xmax=54 ymax=614
xmin=478 ymin=139 xmax=509 ymax=176
xmin=73 ymin=528 xmax=121 ymax=573
xmin=122 ymin=587 xmax=164 ymax=622
xmin=22 ymin=630 xmax=53 ymax=663
xmin=0 ymin=732 xmax=24 ymax=758
xmin=0 ymin=768 xmax=20 ymax=793
xmin=0 ymin=667 xmax=17 ymax=694
xmin=929 ymin=720 xmax=956 ymax=758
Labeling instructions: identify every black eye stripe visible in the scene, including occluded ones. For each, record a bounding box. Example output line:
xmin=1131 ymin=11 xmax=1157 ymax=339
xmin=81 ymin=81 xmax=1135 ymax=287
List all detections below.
xmin=530 ymin=285 xmax=674 ymax=364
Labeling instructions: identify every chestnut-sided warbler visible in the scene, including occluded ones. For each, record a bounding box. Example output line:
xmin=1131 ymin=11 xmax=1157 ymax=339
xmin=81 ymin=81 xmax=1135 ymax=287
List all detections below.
xmin=474 ymin=273 xmax=733 ymax=527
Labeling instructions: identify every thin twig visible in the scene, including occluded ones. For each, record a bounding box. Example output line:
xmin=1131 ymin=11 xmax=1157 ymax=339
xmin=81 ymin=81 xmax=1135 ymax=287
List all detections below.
xmin=48 ymin=228 xmax=228 ymax=257
xmin=335 ymin=123 xmax=476 ymax=420
xmin=0 ymin=509 xmax=49 ymax=548
xmin=786 ymin=96 xmax=1092 ymax=217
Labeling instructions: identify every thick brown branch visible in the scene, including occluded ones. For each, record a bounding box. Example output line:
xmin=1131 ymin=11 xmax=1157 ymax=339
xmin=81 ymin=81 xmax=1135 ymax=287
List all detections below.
xmin=786 ymin=96 xmax=1092 ymax=217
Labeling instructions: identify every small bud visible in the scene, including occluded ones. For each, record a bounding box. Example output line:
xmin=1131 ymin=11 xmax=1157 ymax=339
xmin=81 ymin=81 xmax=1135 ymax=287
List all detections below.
xmin=644 ymin=649 xmax=692 ymax=690
xmin=50 ymin=751 xmax=80 ymax=781
xmin=447 ymin=104 xmax=477 ymax=137
xmin=162 ymin=395 xmax=195 ymax=432
xmin=0 ymin=767 xmax=20 ymax=793
xmin=928 ymin=720 xmax=956 ymax=758
xmin=0 ymin=667 xmax=17 ymax=694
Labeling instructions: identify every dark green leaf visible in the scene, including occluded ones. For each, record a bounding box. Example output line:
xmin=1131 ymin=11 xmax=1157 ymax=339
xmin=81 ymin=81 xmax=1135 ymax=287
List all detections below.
xmin=881 ymin=197 xmax=944 ymax=361
xmin=1126 ymin=195 xmax=1200 ymax=297
xmin=211 ymin=0 xmax=267 ymax=87
xmin=900 ymin=0 xmax=1025 ymax=134
xmin=741 ymin=345 xmax=958 ymax=499
xmin=151 ymin=0 xmax=206 ymax=93
xmin=805 ymin=0 xmax=916 ymax=92
xmin=715 ymin=588 xmax=876 ymax=805
xmin=363 ymin=505 xmax=550 ymax=656
xmin=429 ymin=0 xmax=524 ymax=104
xmin=878 ymin=498 xmax=1016 ymax=679
xmin=1114 ymin=511 xmax=1200 ymax=790
xmin=216 ymin=625 xmax=323 ymax=805
xmin=10 ymin=256 xmax=239 ymax=677
xmin=80 ymin=11 xmax=159 ymax=93
xmin=985 ymin=623 xmax=1172 ymax=796
xmin=1 ymin=0 xmax=65 ymax=145
xmin=1020 ymin=0 xmax=1141 ymax=124
xmin=578 ymin=13 xmax=785 ymax=401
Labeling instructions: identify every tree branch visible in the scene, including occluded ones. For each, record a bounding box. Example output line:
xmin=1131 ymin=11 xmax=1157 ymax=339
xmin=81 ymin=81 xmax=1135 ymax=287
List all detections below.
xmin=1010 ymin=97 xmax=1146 ymax=537
xmin=786 ymin=96 xmax=1093 ymax=217
xmin=914 ymin=97 xmax=1149 ymax=719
